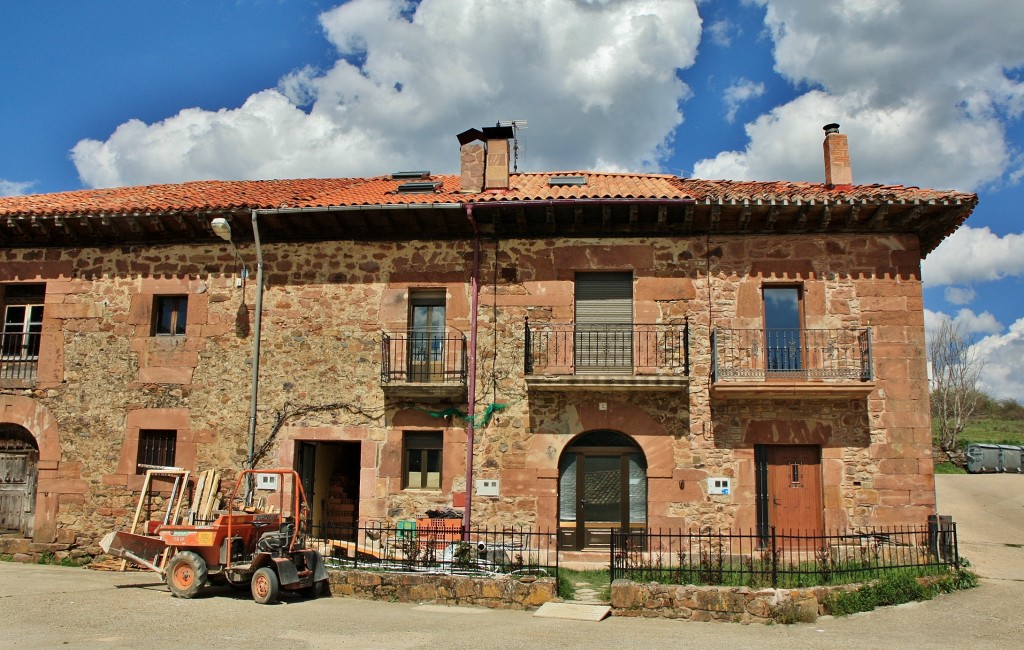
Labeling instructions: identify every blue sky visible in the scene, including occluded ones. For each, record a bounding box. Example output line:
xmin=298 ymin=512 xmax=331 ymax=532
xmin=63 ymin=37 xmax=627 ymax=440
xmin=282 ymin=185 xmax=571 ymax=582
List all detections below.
xmin=2 ymin=1 xmax=1022 ymax=399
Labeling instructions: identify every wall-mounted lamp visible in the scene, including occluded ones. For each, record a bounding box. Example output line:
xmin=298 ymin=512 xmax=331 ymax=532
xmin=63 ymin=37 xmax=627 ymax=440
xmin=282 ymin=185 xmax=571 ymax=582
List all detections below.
xmin=212 ymin=213 xmax=266 ymax=499
xmin=211 ymin=217 xmax=249 ymax=281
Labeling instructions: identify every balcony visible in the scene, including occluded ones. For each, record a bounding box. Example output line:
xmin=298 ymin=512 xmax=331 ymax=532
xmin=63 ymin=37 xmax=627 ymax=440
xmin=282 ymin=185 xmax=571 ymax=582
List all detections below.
xmin=711 ymin=327 xmax=874 ymax=398
xmin=1 ymin=329 xmax=40 ymax=383
xmin=381 ymin=328 xmax=467 ymax=398
xmin=524 ymin=319 xmax=689 ymax=391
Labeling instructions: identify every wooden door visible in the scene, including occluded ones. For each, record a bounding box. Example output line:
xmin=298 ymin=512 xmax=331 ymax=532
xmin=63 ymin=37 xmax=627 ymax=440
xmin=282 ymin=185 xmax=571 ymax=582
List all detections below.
xmin=0 ymin=445 xmax=37 ymax=537
xmin=766 ymin=445 xmax=823 ymax=536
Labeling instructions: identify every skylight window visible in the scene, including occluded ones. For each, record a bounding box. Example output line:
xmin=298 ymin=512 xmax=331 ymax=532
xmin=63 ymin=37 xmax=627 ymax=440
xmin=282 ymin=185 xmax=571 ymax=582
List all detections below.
xmin=396 ymin=181 xmax=442 ymax=194
xmin=549 ymin=175 xmax=587 ymax=186
xmin=391 ymin=171 xmax=431 ymax=180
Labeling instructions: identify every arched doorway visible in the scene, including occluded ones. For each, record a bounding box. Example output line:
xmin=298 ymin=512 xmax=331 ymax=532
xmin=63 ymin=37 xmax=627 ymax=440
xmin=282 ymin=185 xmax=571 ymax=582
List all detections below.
xmin=557 ymin=430 xmax=646 ymax=551
xmin=0 ymin=424 xmax=39 ymax=537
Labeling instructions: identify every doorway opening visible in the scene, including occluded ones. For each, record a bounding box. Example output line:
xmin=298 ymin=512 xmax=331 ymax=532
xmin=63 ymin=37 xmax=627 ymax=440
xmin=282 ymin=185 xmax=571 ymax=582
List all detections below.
xmin=0 ymin=424 xmax=38 ymax=537
xmin=295 ymin=440 xmax=361 ymax=541
xmin=557 ymin=430 xmax=647 ymax=551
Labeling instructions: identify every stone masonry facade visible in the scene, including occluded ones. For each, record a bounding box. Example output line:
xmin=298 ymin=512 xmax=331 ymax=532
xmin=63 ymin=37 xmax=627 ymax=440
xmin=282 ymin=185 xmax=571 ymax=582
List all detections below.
xmin=0 ymin=227 xmax=934 ymax=550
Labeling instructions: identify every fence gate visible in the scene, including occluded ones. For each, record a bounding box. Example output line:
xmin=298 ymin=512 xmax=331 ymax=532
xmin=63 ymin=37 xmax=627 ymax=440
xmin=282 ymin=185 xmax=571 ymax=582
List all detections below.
xmin=0 ymin=425 xmax=38 ymax=537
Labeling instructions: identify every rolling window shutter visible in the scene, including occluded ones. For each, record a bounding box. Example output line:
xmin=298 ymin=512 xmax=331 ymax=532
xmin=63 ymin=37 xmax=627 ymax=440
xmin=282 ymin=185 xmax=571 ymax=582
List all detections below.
xmin=575 ymin=272 xmax=632 ymax=324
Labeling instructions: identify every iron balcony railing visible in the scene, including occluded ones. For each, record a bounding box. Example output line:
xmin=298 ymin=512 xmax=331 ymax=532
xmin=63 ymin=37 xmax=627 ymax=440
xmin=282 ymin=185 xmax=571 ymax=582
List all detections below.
xmin=381 ymin=328 xmax=467 ymax=384
xmin=524 ymin=318 xmax=689 ymax=376
xmin=610 ymin=523 xmax=959 ymax=589
xmin=0 ymin=330 xmax=40 ymax=380
xmin=524 ymin=319 xmax=692 ymax=376
xmin=712 ymin=327 xmax=872 ymax=382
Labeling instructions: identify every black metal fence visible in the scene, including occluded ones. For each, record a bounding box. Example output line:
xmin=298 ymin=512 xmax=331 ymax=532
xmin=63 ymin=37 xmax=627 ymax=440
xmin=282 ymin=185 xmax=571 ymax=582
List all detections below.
xmin=525 ymin=319 xmax=689 ymax=376
xmin=306 ymin=522 xmax=559 ymax=579
xmin=0 ymin=330 xmax=40 ymax=380
xmin=381 ymin=329 xmax=467 ymax=384
xmin=712 ymin=327 xmax=872 ymax=382
xmin=610 ymin=525 xmax=958 ymax=588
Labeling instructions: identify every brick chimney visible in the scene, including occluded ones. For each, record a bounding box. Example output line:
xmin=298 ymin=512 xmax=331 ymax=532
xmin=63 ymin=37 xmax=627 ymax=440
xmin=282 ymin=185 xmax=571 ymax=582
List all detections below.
xmin=823 ymin=123 xmax=852 ymax=186
xmin=457 ymin=129 xmax=485 ymax=193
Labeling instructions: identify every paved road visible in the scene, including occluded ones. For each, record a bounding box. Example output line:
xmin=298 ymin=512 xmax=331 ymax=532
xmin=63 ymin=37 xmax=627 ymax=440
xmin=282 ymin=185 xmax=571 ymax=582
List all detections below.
xmin=0 ymin=474 xmax=1019 ymax=649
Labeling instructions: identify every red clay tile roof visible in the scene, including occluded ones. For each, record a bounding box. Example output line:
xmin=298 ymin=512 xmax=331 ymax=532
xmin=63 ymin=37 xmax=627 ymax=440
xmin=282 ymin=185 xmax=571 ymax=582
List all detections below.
xmin=0 ymin=172 xmax=977 ymax=218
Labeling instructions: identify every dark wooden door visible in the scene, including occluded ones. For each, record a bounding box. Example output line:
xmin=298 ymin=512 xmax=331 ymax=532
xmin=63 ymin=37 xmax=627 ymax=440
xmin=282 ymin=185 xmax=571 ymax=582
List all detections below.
xmin=766 ymin=445 xmax=823 ymax=536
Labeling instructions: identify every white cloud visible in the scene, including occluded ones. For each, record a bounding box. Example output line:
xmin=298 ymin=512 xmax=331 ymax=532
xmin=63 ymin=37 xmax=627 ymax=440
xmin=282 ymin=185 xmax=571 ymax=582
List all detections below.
xmin=723 ymin=78 xmax=765 ymax=123
xmin=922 ymin=226 xmax=1024 ymax=287
xmin=707 ymin=19 xmax=736 ymax=46
xmin=924 ymin=308 xmax=1003 ymax=338
xmin=973 ymin=317 xmax=1024 ymax=401
xmin=943 ymin=286 xmax=976 ymax=305
xmin=71 ymin=0 xmax=702 ymax=188
xmin=0 ymin=179 xmax=34 ymax=196
xmin=694 ymin=1 xmax=1024 ymax=191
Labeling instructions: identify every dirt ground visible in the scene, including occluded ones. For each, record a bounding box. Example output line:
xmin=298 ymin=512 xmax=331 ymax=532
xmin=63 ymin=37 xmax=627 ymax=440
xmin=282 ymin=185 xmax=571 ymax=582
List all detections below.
xmin=0 ymin=473 xmax=1019 ymax=649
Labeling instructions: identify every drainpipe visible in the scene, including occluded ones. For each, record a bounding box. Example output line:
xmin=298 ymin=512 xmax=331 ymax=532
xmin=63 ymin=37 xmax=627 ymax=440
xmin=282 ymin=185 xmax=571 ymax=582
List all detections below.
xmin=247 ymin=210 xmax=266 ymax=474
xmin=463 ymin=205 xmax=480 ymax=537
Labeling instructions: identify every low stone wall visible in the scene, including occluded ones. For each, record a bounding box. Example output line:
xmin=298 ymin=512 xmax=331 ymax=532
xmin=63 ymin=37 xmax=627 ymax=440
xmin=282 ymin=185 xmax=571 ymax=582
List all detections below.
xmin=611 ymin=579 xmax=854 ymax=623
xmin=0 ymin=536 xmax=94 ymax=565
xmin=328 ymin=569 xmax=557 ymax=610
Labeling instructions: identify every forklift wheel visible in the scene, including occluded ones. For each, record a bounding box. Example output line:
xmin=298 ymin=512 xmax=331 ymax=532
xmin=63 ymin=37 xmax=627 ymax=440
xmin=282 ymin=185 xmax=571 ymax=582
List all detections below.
xmin=166 ymin=551 xmax=208 ymax=599
xmin=251 ymin=567 xmax=280 ymax=604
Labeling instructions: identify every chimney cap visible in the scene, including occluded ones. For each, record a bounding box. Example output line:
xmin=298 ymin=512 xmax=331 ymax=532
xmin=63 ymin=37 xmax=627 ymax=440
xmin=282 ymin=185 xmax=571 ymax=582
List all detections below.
xmin=457 ymin=128 xmax=485 ymax=146
xmin=482 ymin=125 xmax=514 ymax=140
xmin=823 ymin=123 xmax=841 ymax=135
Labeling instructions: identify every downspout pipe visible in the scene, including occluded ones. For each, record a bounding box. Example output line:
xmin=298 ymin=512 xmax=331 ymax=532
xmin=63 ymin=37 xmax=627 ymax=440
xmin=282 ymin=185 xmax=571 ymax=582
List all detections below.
xmin=248 ymin=210 xmax=266 ymax=473
xmin=463 ymin=205 xmax=480 ymax=537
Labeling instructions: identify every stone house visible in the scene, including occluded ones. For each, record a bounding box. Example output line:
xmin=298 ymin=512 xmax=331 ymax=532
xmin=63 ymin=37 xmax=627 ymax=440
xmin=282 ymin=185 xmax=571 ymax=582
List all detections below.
xmin=0 ymin=125 xmax=975 ymax=554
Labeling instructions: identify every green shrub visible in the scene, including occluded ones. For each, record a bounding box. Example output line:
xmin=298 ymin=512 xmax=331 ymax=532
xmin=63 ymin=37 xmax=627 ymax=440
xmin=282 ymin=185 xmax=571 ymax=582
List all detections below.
xmin=824 ymin=567 xmax=978 ymax=617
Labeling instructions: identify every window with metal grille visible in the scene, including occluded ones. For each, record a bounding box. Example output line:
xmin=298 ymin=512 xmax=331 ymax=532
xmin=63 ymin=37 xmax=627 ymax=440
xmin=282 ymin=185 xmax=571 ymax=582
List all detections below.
xmin=136 ymin=429 xmax=177 ymax=472
xmin=403 ymin=432 xmax=442 ymax=489
xmin=152 ymin=296 xmax=188 ymax=336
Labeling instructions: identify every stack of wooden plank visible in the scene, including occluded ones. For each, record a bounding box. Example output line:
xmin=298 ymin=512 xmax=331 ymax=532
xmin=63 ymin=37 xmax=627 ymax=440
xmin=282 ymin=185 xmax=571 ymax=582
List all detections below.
xmin=187 ymin=469 xmax=221 ymax=523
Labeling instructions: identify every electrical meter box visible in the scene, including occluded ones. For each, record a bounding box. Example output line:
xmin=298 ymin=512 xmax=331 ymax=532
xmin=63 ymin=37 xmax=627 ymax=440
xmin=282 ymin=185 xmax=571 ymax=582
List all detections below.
xmin=255 ymin=473 xmax=279 ymax=491
xmin=475 ymin=479 xmax=500 ymax=496
xmin=708 ymin=477 xmax=731 ymax=495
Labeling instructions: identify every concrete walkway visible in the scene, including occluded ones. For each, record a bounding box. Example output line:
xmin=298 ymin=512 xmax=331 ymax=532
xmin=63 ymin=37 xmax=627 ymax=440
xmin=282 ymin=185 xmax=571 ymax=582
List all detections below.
xmin=934 ymin=473 xmax=1024 ymax=581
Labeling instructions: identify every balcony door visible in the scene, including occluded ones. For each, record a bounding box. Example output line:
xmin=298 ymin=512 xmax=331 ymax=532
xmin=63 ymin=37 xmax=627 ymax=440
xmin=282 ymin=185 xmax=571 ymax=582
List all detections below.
xmin=575 ymin=272 xmax=633 ymax=374
xmin=408 ymin=291 xmax=446 ymax=382
xmin=763 ymin=286 xmax=803 ymax=375
xmin=2 ymin=285 xmax=44 ymax=380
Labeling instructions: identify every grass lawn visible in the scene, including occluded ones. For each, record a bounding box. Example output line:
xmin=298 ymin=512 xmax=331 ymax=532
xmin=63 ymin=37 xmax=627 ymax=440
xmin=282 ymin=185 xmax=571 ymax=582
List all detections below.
xmin=932 ymin=417 xmax=1022 ymax=473
xmin=956 ymin=418 xmax=1024 ymax=446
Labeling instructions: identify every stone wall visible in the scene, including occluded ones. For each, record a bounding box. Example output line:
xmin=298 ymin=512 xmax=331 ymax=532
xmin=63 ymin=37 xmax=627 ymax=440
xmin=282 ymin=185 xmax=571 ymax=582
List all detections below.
xmin=0 ymin=230 xmax=936 ymax=549
xmin=611 ymin=579 xmax=849 ymax=623
xmin=328 ymin=569 xmax=556 ymax=610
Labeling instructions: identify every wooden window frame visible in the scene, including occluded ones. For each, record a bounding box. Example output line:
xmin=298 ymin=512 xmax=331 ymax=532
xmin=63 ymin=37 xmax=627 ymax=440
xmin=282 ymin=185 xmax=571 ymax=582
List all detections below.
xmin=152 ymin=295 xmax=188 ymax=336
xmin=402 ymin=431 xmax=443 ymax=490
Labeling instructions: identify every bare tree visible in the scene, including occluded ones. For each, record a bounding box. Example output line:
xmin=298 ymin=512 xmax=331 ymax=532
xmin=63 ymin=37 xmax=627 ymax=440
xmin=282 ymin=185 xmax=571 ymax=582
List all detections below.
xmin=928 ymin=320 xmax=984 ymax=460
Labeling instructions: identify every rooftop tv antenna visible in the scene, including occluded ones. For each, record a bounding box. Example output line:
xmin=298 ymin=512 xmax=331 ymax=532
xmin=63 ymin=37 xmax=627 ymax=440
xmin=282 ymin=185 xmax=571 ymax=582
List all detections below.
xmin=498 ymin=119 xmax=528 ymax=172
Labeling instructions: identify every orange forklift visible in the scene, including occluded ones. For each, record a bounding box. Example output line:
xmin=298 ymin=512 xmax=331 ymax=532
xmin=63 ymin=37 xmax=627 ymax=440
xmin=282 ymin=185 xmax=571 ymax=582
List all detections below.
xmin=101 ymin=468 xmax=329 ymax=604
